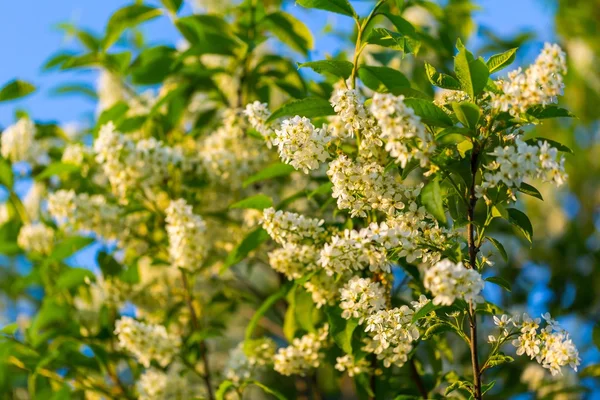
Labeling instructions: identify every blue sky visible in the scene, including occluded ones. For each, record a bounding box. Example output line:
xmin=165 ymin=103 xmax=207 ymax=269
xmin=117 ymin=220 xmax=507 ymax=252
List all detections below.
xmin=0 ymin=0 xmax=556 ymax=127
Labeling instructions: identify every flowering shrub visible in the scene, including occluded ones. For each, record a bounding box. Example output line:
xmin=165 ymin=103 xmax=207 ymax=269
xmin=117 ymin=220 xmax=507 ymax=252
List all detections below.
xmin=0 ymin=0 xmax=596 ymax=399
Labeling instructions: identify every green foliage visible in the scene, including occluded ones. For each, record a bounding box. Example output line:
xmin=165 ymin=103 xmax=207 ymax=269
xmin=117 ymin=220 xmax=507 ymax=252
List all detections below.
xmin=298 ymin=60 xmax=354 ymax=79
xmin=0 ymin=79 xmax=36 ymax=102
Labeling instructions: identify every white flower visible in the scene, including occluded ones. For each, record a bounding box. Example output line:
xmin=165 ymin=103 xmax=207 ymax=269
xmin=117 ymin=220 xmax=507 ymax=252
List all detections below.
xmin=114 ymin=316 xmax=180 ymax=368
xmin=244 ymin=101 xmax=275 ymax=145
xmin=137 ymin=364 xmax=197 ymax=400
xmin=274 ymin=325 xmax=330 ymax=376
xmin=262 ymin=207 xmax=324 ymax=245
xmin=491 ymin=43 xmax=567 ymax=116
xmin=339 ymin=277 xmax=386 ymax=323
xmin=273 ymin=116 xmax=331 ymax=173
xmin=371 ymin=93 xmax=434 ymax=169
xmin=268 ymin=243 xmax=319 ymax=280
xmin=62 ymin=143 xmax=88 ymax=166
xmin=1 ymin=118 xmax=46 ymax=164
xmin=17 ymin=223 xmax=54 ymax=255
xmin=224 ymin=338 xmax=276 ymax=384
xmin=335 ymin=354 xmax=371 ymax=377
xmin=165 ymin=199 xmax=208 ymax=271
xmin=423 ymin=259 xmax=485 ymax=305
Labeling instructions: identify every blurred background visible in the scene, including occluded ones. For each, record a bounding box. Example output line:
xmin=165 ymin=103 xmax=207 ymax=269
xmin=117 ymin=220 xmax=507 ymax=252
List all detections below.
xmin=0 ymin=0 xmax=598 ymax=398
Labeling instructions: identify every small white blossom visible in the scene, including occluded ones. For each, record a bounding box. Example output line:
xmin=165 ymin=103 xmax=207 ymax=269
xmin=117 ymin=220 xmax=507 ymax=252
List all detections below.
xmin=165 ymin=199 xmax=208 ymax=270
xmin=423 ymin=259 xmax=485 ymax=305
xmin=1 ymin=118 xmax=46 ymax=164
xmin=274 ymin=324 xmax=330 ymax=376
xmin=339 ymin=276 xmax=386 ymax=323
xmin=268 ymin=243 xmax=319 ymax=280
xmin=262 ymin=207 xmax=324 ymax=245
xmin=244 ymin=101 xmax=275 ymax=145
xmin=114 ymin=316 xmax=180 ymax=368
xmin=17 ymin=223 xmax=54 ymax=255
xmin=335 ymin=354 xmax=371 ymax=377
xmin=273 ymin=116 xmax=331 ymax=173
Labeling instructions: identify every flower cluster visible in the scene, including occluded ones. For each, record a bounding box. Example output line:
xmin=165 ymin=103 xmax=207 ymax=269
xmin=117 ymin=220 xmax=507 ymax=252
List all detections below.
xmin=268 ymin=243 xmax=319 ymax=280
xmin=244 ymin=101 xmax=275 ymax=145
xmin=114 ymin=316 xmax=180 ymax=368
xmin=273 ymin=116 xmax=331 ymax=173
xmin=423 ymin=259 xmax=485 ymax=305
xmin=224 ymin=338 xmax=277 ymax=384
xmin=199 ymin=108 xmax=268 ymax=187
xmin=363 ymin=305 xmax=421 ymax=368
xmin=137 ymin=365 xmax=196 ymax=400
xmin=261 ymin=207 xmax=324 ymax=245
xmin=1 ymin=118 xmax=46 ymax=165
xmin=490 ymin=313 xmax=580 ymax=376
xmin=339 ymin=276 xmax=386 ymax=323
xmin=328 ymin=155 xmax=416 ymax=218
xmin=94 ymin=122 xmax=183 ymax=201
xmin=165 ymin=199 xmax=208 ymax=270
xmin=17 ymin=223 xmax=55 ymax=255
xmin=477 ymin=137 xmax=567 ymax=202
xmin=370 ymin=93 xmax=435 ymax=170
xmin=334 ymin=355 xmax=371 ymax=377
xmin=491 ymin=43 xmax=567 ymax=117
xmin=61 ymin=143 xmax=88 ymax=166
xmin=274 ymin=324 xmax=330 ymax=376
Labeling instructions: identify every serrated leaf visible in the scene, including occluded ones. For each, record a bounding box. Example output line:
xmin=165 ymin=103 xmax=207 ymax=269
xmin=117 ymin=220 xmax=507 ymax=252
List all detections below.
xmin=486 ymin=237 xmax=508 ymax=262
xmin=487 ymin=353 xmax=514 ymax=367
xmin=230 ymin=194 xmax=273 ymax=210
xmin=527 ymin=105 xmax=575 ymax=120
xmin=298 ymin=60 xmax=353 ymax=79
xmin=485 ymin=276 xmax=511 ymax=292
xmin=525 ymin=137 xmax=573 ymax=154
xmin=35 ymin=162 xmax=81 ymax=181
xmin=454 ymin=43 xmax=489 ymax=98
xmin=0 ymin=158 xmax=14 ymax=189
xmin=366 ymin=28 xmax=408 ymax=51
xmin=266 ymin=97 xmax=334 ymax=123
xmin=56 ymin=268 xmax=95 ymax=290
xmin=103 ymin=4 xmax=162 ymax=50
xmin=243 ymin=163 xmax=296 ymax=187
xmin=486 ymin=48 xmax=517 ymax=74
xmin=0 ymin=79 xmax=36 ymax=102
xmin=423 ymin=323 xmax=455 ymax=339
xmin=296 ymin=0 xmax=356 ymax=17
xmin=421 ymin=179 xmax=446 ymax=224
xmin=358 ymin=66 xmax=409 ymax=94
xmin=262 ymin=11 xmax=313 ymax=56
xmin=451 ymin=102 xmax=480 ymax=129
xmin=412 ymin=301 xmax=440 ymax=323
xmin=382 ymin=13 xmax=420 ymax=54
xmin=403 ymin=98 xmax=453 ymax=127
xmin=445 ymin=380 xmax=472 ymax=395
xmin=507 ymin=208 xmax=533 ymax=244
xmin=519 ymin=182 xmax=543 ymax=200
xmin=221 ymin=228 xmax=269 ymax=272
xmin=327 ymin=308 xmax=358 ymax=354
xmin=424 ymin=62 xmax=461 ymax=90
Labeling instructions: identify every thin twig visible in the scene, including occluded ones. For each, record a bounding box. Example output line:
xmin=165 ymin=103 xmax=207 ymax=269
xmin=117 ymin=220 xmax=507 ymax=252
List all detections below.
xmin=409 ymin=359 xmax=428 ymax=399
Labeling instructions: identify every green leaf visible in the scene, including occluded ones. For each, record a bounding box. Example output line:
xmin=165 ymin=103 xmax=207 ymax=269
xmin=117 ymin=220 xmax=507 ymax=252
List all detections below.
xmin=326 ymin=307 xmax=358 ymax=354
xmin=456 ymin=140 xmax=473 ymax=158
xmin=366 ymin=28 xmax=409 ymax=52
xmin=524 ymin=137 xmax=573 ymax=154
xmin=422 ymin=323 xmax=455 ymax=340
xmin=230 ymin=194 xmax=273 ymax=210
xmin=0 ymin=323 xmax=19 ymax=336
xmin=580 ymin=364 xmax=600 ymax=378
xmin=103 ymin=4 xmax=162 ymax=50
xmin=35 ymin=162 xmax=80 ymax=181
xmin=221 ymin=228 xmax=269 ymax=272
xmin=412 ymin=301 xmax=440 ymax=323
xmin=120 ymin=264 xmax=140 ymax=284
xmin=486 ymin=48 xmax=517 ymax=74
xmin=507 ymin=208 xmax=533 ymax=244
xmin=519 ymin=182 xmax=543 ymax=200
xmin=382 ymin=13 xmax=420 ymax=54
xmin=421 ymin=179 xmax=446 ymax=223
xmin=160 ymin=0 xmax=183 ymax=13
xmin=243 ymin=163 xmax=296 ymax=187
xmin=424 ymin=62 xmax=461 ymax=90
xmin=451 ymin=102 xmax=480 ymax=129
xmin=244 ymin=381 xmax=287 ymax=400
xmin=296 ymin=0 xmax=356 ymax=17
xmin=266 ymin=97 xmax=334 ymax=123
xmin=245 ymin=282 xmax=293 ymax=342
xmin=485 ymin=276 xmax=511 ymax=292
xmin=49 ymin=237 xmax=95 ymax=262
xmin=358 ymin=66 xmax=409 ymax=94
xmin=295 ymin=288 xmax=316 ymax=333
xmin=56 ymin=268 xmax=95 ymax=290
xmin=262 ymin=11 xmax=313 ymax=56
xmin=131 ymin=46 xmax=176 ymax=85
xmin=487 ymin=353 xmax=514 ymax=367
xmin=97 ymin=251 xmax=123 ymax=277
xmin=445 ymin=380 xmax=472 ymax=396
xmin=0 ymin=79 xmax=36 ymax=102
xmin=526 ymin=105 xmax=575 ymax=120
xmin=50 ymin=83 xmax=98 ymax=100
xmin=593 ymin=323 xmax=600 ymax=350
xmin=298 ymin=60 xmax=353 ymax=79
xmin=454 ymin=44 xmax=489 ymax=98
xmin=486 ymin=237 xmax=508 ymax=262
xmin=403 ymin=98 xmax=453 ymax=127
xmin=216 ymin=380 xmax=235 ymax=400
xmin=0 ymin=158 xmax=14 ymax=189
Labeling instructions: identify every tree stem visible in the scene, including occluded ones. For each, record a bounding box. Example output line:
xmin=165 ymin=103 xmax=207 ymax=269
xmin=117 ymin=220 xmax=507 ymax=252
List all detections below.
xmin=467 ymin=147 xmax=482 ymax=399
xmin=180 ymin=270 xmax=215 ymax=400
xmin=409 ymin=359 xmax=428 ymax=399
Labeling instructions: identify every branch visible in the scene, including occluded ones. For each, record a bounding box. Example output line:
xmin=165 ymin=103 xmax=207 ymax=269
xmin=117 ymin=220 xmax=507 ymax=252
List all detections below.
xmin=409 ymin=359 xmax=428 ymax=399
